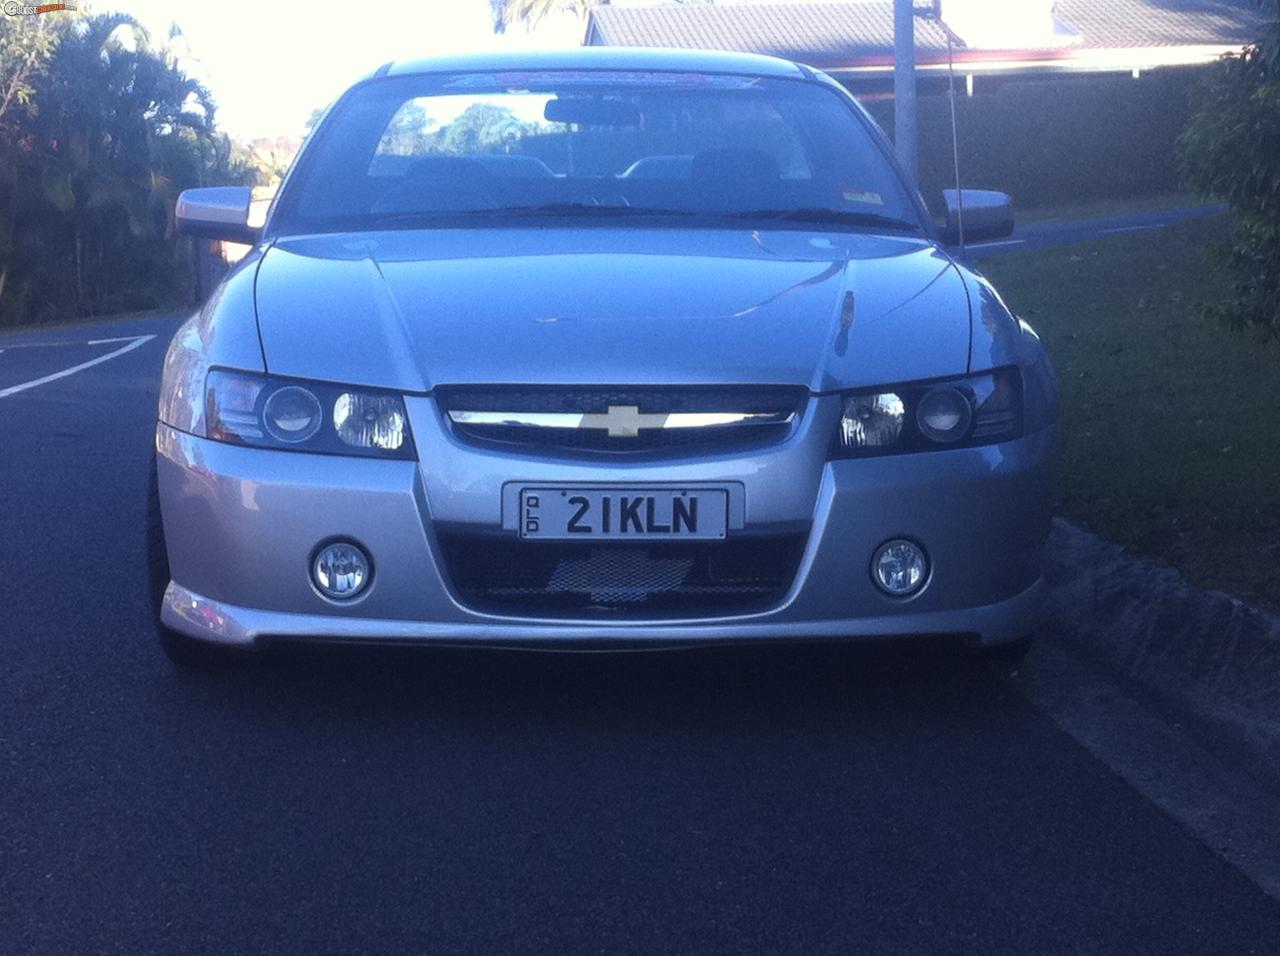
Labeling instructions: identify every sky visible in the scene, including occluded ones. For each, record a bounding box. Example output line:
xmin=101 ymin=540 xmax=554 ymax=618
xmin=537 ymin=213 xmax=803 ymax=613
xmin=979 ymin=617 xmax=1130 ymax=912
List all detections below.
xmin=101 ymin=0 xmax=587 ymax=141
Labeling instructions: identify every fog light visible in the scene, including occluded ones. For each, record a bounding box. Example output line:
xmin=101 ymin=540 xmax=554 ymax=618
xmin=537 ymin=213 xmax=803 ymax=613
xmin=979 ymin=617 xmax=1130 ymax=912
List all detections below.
xmin=871 ymin=539 xmax=928 ymax=596
xmin=312 ymin=541 xmax=370 ymax=600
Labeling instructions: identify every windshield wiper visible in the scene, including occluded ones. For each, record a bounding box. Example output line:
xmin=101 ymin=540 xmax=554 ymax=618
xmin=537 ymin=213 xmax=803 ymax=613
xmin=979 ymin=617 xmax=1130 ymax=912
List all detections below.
xmin=369 ymin=204 xmax=695 ymax=228
xmin=726 ymin=207 xmax=922 ymax=233
xmin=490 ymin=202 xmax=696 ymax=217
xmin=369 ymin=205 xmax=917 ymax=230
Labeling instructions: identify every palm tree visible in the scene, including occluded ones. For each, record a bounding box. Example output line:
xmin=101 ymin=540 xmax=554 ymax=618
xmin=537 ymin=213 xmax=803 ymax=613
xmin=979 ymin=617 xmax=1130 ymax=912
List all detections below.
xmin=491 ymin=0 xmax=600 ymax=34
xmin=31 ymin=12 xmax=224 ymax=317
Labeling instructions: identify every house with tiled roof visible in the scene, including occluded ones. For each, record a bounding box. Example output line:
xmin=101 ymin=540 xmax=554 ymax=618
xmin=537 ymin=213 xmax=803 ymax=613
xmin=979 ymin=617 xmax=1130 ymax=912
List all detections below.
xmin=584 ymin=0 xmax=1267 ymax=208
xmin=586 ymin=0 xmax=1265 ymax=90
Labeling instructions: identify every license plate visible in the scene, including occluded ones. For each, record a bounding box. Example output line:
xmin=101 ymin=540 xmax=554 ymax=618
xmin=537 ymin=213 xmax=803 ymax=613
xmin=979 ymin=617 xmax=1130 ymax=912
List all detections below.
xmin=519 ymin=488 xmax=728 ymax=540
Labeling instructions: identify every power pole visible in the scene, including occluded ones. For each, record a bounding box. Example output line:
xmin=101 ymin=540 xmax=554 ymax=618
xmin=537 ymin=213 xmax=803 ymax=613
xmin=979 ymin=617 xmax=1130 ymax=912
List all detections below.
xmin=893 ymin=0 xmax=919 ymax=186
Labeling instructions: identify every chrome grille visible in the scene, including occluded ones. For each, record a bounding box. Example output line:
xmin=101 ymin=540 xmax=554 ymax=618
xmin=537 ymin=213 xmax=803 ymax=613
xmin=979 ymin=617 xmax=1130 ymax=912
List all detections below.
xmin=436 ymin=385 xmax=805 ymax=455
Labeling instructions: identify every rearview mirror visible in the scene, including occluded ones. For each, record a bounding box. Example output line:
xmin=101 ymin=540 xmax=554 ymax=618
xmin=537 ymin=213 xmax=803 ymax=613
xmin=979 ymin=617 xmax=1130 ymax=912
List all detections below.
xmin=940 ymin=189 xmax=1014 ymax=246
xmin=544 ymin=96 xmax=642 ymax=127
xmin=175 ymin=186 xmax=260 ymax=245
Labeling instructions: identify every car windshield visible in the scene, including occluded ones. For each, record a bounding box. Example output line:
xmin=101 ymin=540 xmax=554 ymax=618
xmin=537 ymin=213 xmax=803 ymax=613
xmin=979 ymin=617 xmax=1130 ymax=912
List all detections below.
xmin=271 ymin=71 xmax=923 ymax=235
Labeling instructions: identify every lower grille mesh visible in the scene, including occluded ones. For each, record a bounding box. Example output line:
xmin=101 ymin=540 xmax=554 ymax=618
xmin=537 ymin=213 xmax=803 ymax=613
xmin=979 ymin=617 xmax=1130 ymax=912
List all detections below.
xmin=439 ymin=534 xmax=806 ymax=618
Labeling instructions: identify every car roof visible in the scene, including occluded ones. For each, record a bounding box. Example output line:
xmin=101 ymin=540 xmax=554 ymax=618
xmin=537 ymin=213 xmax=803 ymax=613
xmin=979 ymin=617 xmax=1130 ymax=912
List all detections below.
xmin=383 ymin=47 xmax=810 ymax=80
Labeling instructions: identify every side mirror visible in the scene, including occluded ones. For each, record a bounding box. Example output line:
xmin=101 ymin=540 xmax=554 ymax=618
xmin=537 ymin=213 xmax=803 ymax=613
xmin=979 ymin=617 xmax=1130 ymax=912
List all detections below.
xmin=940 ymin=189 xmax=1014 ymax=246
xmin=175 ymin=186 xmax=260 ymax=245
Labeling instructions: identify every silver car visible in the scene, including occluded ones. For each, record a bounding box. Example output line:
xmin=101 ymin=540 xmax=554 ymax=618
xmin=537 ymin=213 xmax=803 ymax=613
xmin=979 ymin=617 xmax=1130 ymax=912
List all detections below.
xmin=151 ymin=49 xmax=1057 ymax=668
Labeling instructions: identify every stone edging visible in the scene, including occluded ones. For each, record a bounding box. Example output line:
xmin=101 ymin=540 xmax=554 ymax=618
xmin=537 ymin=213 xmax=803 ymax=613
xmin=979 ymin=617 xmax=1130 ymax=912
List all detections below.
xmin=1043 ymin=518 xmax=1280 ymax=782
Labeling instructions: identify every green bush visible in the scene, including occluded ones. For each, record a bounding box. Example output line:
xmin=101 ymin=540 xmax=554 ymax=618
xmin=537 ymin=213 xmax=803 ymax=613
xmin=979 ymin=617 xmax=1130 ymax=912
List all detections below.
xmin=1179 ymin=0 xmax=1280 ymax=339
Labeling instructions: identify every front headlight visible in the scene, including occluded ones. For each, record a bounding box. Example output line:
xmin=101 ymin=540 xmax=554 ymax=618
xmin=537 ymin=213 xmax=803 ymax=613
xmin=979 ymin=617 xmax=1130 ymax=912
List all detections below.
xmin=205 ymin=369 xmax=415 ymax=459
xmin=832 ymin=368 xmax=1022 ymax=458
xmin=839 ymin=391 xmax=906 ymax=449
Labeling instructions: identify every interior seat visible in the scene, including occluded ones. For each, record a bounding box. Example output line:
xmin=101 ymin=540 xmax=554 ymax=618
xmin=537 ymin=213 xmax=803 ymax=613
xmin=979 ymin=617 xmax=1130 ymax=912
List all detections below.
xmin=372 ymin=156 xmax=498 ymax=213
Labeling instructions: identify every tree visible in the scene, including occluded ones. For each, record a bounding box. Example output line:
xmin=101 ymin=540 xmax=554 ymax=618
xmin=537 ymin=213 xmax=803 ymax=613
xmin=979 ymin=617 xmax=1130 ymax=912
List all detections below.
xmin=247 ymin=136 xmax=302 ymax=187
xmin=303 ymin=106 xmax=327 ymax=137
xmin=31 ymin=14 xmax=213 ymax=315
xmin=491 ymin=0 xmax=600 ymax=34
xmin=0 ymin=11 xmax=249 ymax=326
xmin=0 ymin=14 xmax=59 ymax=303
xmin=437 ymin=103 xmax=534 ymax=154
xmin=0 ymin=13 xmax=56 ymax=134
xmin=377 ymin=101 xmax=437 ymax=155
xmin=1180 ymin=0 xmax=1280 ymax=338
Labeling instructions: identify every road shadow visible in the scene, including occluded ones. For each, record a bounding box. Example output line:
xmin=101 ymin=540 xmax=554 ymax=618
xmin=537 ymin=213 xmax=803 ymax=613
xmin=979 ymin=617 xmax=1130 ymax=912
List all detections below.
xmin=161 ymin=636 xmax=1025 ymax=739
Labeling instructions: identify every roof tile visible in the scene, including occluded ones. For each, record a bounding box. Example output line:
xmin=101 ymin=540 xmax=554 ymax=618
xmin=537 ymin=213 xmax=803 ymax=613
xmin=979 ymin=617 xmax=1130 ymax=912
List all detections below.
xmin=588 ymin=0 xmax=1265 ymax=64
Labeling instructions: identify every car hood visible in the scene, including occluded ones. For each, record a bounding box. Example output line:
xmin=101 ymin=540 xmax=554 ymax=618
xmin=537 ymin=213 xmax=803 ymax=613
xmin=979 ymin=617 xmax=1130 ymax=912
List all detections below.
xmin=254 ymin=228 xmax=969 ymax=393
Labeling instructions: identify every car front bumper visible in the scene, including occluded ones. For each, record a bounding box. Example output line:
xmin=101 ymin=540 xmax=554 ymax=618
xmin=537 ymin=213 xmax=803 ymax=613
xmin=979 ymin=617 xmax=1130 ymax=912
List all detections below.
xmin=155 ymin=397 xmax=1054 ymax=649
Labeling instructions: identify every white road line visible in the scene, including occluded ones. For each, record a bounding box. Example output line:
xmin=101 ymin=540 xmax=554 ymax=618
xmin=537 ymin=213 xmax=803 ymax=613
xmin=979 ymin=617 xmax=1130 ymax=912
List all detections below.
xmin=1101 ymin=224 xmax=1164 ymax=235
xmin=0 ymin=339 xmax=122 ymax=350
xmin=87 ymin=334 xmax=154 ymax=345
xmin=0 ymin=334 xmax=156 ymax=399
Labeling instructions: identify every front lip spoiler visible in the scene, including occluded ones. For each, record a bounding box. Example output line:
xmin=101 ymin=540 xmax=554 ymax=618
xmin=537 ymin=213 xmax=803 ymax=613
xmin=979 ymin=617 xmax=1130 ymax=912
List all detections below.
xmin=159 ymin=578 xmax=1044 ymax=649
xmin=262 ymin=634 xmax=969 ymax=655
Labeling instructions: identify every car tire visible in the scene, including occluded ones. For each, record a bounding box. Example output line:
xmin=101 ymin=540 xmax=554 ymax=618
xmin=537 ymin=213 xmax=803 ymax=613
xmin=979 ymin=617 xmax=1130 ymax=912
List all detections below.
xmin=969 ymin=634 xmax=1034 ymax=665
xmin=147 ymin=454 xmax=252 ymax=671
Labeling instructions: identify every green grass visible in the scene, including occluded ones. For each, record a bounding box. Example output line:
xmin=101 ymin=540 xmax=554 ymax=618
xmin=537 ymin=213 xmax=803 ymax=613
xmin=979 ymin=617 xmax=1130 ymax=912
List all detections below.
xmin=1018 ymin=192 xmax=1204 ymax=224
xmin=981 ymin=215 xmax=1280 ymax=608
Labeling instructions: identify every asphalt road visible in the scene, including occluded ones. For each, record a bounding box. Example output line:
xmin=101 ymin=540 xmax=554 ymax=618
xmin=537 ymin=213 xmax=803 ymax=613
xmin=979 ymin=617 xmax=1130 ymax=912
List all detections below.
xmin=4 ymin=208 xmax=1277 ymax=955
